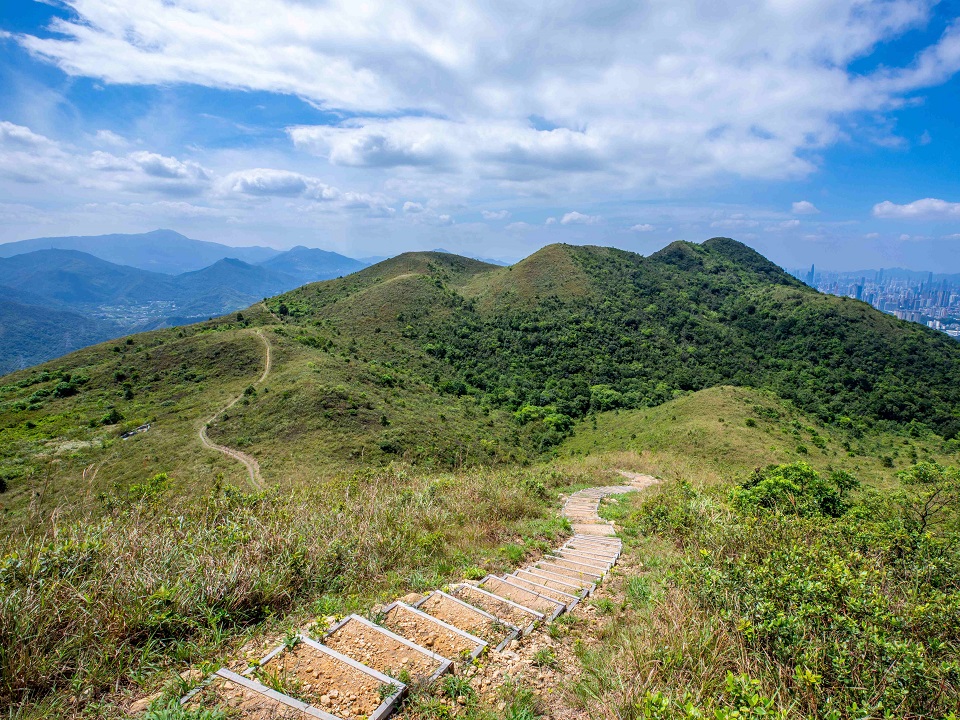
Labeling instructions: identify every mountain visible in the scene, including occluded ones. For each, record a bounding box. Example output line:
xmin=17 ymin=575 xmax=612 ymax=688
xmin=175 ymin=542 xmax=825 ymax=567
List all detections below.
xmin=0 ymin=300 xmax=120 ymax=375
xmin=5 ymin=237 xmax=960 ymax=515
xmin=0 ymin=229 xmax=280 ymax=274
xmin=0 ymin=249 xmax=178 ymax=305
xmin=258 ymin=245 xmax=368 ymax=283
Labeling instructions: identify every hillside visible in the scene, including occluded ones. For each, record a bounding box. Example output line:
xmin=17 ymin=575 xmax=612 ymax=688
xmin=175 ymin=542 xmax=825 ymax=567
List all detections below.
xmin=3 ymin=238 xmax=960 ymax=527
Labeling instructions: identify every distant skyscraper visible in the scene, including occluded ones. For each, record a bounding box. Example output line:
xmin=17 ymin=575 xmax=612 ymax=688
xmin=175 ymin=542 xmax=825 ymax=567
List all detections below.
xmin=806 ymin=263 xmax=815 ymax=285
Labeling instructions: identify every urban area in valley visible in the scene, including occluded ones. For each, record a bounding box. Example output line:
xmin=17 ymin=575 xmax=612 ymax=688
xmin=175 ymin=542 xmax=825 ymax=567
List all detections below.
xmin=791 ymin=265 xmax=960 ymax=338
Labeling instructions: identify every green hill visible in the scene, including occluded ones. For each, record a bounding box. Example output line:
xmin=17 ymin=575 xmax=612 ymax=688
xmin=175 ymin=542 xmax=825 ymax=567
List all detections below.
xmin=3 ymin=238 xmax=960 ymax=528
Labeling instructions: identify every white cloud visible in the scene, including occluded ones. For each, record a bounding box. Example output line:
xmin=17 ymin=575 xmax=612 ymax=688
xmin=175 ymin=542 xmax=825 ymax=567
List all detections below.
xmin=944 ymin=233 xmax=960 ymax=240
xmin=93 ymin=129 xmax=128 ymax=147
xmin=545 ymin=217 xmax=557 ymax=225
xmin=403 ymin=201 xmax=425 ymax=213
xmin=873 ymin=198 xmax=960 ymax=219
xmin=710 ymin=215 xmax=759 ymax=230
xmin=792 ymin=200 xmax=820 ymax=215
xmin=764 ymin=219 xmax=801 ymax=231
xmin=15 ymin=1 xmax=960 ymax=195
xmin=481 ymin=209 xmax=510 ymax=220
xmin=506 ymin=221 xmax=532 ymax=231
xmin=864 ymin=232 xmax=880 ymax=239
xmin=630 ymin=223 xmax=655 ymax=232
xmin=561 ymin=211 xmax=601 ymax=225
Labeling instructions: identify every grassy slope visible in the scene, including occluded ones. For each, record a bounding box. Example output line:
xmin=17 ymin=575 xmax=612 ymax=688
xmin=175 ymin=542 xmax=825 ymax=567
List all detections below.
xmin=562 ymin=386 xmax=959 ymax=489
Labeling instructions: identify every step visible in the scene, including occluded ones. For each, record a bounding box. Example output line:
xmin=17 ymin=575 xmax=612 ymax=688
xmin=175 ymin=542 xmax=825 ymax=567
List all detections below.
xmin=413 ymin=590 xmax=520 ymax=651
xmin=561 ymin=540 xmax=620 ymax=556
xmin=380 ymin=602 xmax=487 ymax=664
xmin=556 ymin=548 xmax=617 ymax=566
xmin=545 ymin=554 xmax=610 ymax=574
xmin=245 ymin=635 xmax=405 ymax=720
xmin=571 ymin=524 xmax=617 ymax=536
xmin=322 ymin=614 xmax=452 ymax=685
xmin=522 ymin=566 xmax=595 ymax=592
xmin=571 ymin=534 xmax=621 ymax=546
xmin=513 ymin=568 xmax=587 ymax=597
xmin=533 ymin=560 xmax=602 ymax=583
xmin=446 ymin=583 xmax=543 ymax=635
xmin=183 ymin=667 xmax=335 ymax=719
xmin=503 ymin=570 xmax=580 ymax=610
xmin=479 ymin=575 xmax=565 ymax=621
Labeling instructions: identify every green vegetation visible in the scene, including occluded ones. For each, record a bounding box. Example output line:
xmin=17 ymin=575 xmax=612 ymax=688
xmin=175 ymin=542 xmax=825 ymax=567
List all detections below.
xmin=4 ymin=241 xmax=960 ymax=718
xmin=575 ymin=462 xmax=960 ymax=719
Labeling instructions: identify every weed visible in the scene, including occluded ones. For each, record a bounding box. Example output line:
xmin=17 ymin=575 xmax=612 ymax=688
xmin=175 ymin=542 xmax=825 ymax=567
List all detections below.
xmin=532 ymin=647 xmax=557 ymax=669
xmin=625 ymin=576 xmax=651 ymax=609
xmin=442 ymin=674 xmax=475 ymax=702
xmin=591 ymin=597 xmax=615 ymax=614
xmin=142 ymin=700 xmax=225 ymax=720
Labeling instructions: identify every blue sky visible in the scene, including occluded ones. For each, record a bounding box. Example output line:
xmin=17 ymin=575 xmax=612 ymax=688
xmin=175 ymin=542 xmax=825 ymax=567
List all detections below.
xmin=1 ymin=1 xmax=959 ymax=270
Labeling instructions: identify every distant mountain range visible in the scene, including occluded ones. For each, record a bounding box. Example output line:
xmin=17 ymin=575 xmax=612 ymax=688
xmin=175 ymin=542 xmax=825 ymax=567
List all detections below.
xmin=0 ymin=231 xmax=368 ymax=374
xmin=0 ymin=229 xmax=280 ymax=275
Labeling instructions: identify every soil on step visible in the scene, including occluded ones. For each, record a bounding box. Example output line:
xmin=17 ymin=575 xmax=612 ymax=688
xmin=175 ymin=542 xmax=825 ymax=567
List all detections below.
xmin=381 ymin=604 xmax=482 ymax=661
xmin=448 ymin=585 xmax=541 ymax=630
xmin=186 ymin=675 xmax=313 ymax=719
xmin=480 ymin=577 xmax=563 ymax=615
xmin=323 ymin=617 xmax=445 ymax=683
xmin=418 ymin=593 xmax=516 ymax=647
xmin=259 ymin=642 xmax=388 ymax=719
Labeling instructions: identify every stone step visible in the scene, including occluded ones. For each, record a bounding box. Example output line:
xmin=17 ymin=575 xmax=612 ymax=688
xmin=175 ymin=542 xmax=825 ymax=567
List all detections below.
xmin=479 ymin=575 xmax=565 ymax=621
xmin=321 ymin=614 xmax=452 ymax=685
xmin=413 ymin=590 xmax=520 ymax=651
xmin=242 ymin=635 xmax=405 ymax=720
xmin=380 ymin=602 xmax=487 ymax=664
xmin=521 ymin=566 xmax=595 ymax=592
xmin=446 ymin=583 xmax=543 ymax=636
xmin=507 ymin=571 xmax=583 ymax=607
xmin=532 ymin=560 xmax=602 ymax=583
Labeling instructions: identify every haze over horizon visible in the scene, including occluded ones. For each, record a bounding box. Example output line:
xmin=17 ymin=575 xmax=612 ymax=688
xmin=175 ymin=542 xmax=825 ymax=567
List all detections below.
xmin=2 ymin=1 xmax=960 ymax=271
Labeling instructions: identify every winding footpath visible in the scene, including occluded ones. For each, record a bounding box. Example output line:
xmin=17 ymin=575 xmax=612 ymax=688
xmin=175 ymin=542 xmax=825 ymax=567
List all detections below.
xmin=166 ymin=470 xmax=658 ymax=719
xmin=198 ymin=329 xmax=271 ymax=491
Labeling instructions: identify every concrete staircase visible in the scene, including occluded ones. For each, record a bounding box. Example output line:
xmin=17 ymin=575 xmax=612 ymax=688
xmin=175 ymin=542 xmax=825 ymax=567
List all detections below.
xmin=176 ymin=475 xmax=654 ymax=719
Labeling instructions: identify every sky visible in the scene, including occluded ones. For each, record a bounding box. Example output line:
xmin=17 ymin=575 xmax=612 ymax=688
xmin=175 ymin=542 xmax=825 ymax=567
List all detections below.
xmin=1 ymin=1 xmax=960 ymax=270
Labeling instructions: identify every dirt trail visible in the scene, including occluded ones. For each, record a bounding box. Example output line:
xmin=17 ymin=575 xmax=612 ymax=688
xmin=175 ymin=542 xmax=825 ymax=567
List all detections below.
xmin=198 ymin=329 xmax=271 ymax=490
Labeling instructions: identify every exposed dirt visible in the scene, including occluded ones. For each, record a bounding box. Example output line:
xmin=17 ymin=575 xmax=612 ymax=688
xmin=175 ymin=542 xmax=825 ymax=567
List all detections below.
xmin=324 ymin=617 xmax=446 ymax=684
xmin=418 ymin=592 xmax=516 ymax=647
xmin=480 ymin=577 xmax=564 ymax=615
xmin=198 ymin=329 xmax=271 ymax=490
xmin=382 ymin=604 xmax=484 ymax=662
xmin=533 ymin=563 xmax=599 ymax=584
xmin=544 ymin=557 xmax=606 ymax=574
xmin=508 ymin=573 xmax=580 ymax=601
xmin=260 ymin=641 xmax=389 ymax=719
xmin=447 ymin=585 xmax=542 ymax=630
xmin=186 ymin=675 xmax=313 ymax=719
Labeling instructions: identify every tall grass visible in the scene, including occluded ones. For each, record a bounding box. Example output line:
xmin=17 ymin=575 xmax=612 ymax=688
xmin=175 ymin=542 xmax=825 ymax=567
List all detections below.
xmin=0 ymin=464 xmax=584 ymax=717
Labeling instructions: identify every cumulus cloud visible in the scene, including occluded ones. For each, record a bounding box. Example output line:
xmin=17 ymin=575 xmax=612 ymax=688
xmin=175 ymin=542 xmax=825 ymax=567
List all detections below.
xmin=403 ymin=201 xmax=425 ymax=213
xmin=545 ymin=217 xmax=557 ymax=225
xmin=561 ymin=211 xmax=601 ymax=225
xmin=15 ymin=1 xmax=960 ymax=194
xmin=792 ymin=200 xmax=820 ymax=215
xmin=764 ymin=219 xmax=801 ymax=231
xmin=630 ymin=223 xmax=655 ymax=232
xmin=506 ymin=221 xmax=532 ymax=231
xmin=873 ymin=198 xmax=960 ymax=219
xmin=481 ymin=210 xmax=510 ymax=220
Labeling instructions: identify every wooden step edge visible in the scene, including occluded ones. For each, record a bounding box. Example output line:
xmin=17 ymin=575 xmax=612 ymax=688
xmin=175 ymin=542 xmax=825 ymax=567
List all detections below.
xmin=246 ymin=635 xmax=407 ymax=720
xmin=558 ymin=547 xmax=619 ymax=564
xmin=512 ymin=568 xmax=586 ymax=597
xmin=323 ymin=614 xmax=453 ymax=685
xmin=214 ymin=668 xmax=340 ymax=720
xmin=446 ymin=582 xmax=544 ymax=636
xmin=571 ymin=534 xmax=622 ymax=545
xmin=413 ymin=590 xmax=521 ymax=652
xmin=479 ymin=575 xmax=565 ymax=622
xmin=523 ymin=566 xmax=597 ymax=593
xmin=534 ymin=561 xmax=603 ymax=582
xmin=547 ymin=554 xmax=612 ymax=572
xmin=507 ymin=572 xmax=583 ymax=609
xmin=381 ymin=601 xmax=488 ymax=663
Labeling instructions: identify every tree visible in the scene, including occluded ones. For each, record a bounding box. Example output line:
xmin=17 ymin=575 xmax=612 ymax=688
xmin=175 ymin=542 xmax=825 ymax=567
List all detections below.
xmin=897 ymin=462 xmax=960 ymax=535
